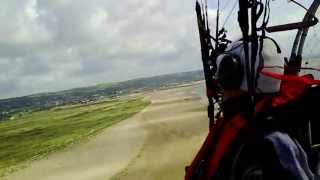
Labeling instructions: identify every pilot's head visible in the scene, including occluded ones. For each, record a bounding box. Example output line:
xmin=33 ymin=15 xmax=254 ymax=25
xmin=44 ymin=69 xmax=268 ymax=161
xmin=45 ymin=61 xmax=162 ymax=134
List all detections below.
xmin=216 ymin=40 xmax=283 ymax=94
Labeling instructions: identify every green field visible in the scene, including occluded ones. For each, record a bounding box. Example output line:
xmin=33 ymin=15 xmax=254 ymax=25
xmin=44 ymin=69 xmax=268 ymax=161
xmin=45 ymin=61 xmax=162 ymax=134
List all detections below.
xmin=0 ymin=97 xmax=150 ymax=177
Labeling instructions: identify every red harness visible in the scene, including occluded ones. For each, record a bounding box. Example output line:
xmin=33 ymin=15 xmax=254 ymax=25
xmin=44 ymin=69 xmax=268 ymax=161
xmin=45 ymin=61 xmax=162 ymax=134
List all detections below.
xmin=185 ymin=71 xmax=320 ymax=180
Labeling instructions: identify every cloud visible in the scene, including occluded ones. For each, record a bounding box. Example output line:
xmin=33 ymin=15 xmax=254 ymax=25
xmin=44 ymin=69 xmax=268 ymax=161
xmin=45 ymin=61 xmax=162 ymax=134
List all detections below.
xmin=0 ymin=0 xmax=318 ymax=99
xmin=0 ymin=0 xmax=202 ymax=99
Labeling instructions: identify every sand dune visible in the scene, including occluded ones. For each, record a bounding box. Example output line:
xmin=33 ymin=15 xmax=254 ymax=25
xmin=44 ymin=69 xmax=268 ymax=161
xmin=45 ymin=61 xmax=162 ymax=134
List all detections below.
xmin=7 ymin=84 xmax=208 ymax=180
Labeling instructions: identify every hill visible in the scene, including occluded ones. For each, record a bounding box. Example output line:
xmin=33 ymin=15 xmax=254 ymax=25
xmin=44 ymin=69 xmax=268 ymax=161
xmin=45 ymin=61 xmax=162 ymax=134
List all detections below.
xmin=0 ymin=70 xmax=204 ymax=120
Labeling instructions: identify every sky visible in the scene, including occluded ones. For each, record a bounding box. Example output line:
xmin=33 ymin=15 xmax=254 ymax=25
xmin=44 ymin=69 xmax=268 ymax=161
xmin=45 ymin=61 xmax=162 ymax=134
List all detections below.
xmin=0 ymin=0 xmax=318 ymax=99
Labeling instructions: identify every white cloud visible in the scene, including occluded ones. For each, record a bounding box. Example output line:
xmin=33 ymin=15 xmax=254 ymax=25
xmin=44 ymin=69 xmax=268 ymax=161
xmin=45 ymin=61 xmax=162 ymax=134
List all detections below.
xmin=0 ymin=0 xmax=202 ymax=98
xmin=0 ymin=0 xmax=318 ymax=99
xmin=25 ymin=0 xmax=39 ymax=19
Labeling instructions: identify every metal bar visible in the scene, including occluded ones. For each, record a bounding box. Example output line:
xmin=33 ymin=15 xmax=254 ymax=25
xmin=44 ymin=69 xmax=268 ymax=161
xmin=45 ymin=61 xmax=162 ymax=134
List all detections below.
xmin=266 ymin=19 xmax=318 ymax=33
xmin=195 ymin=1 xmax=216 ymax=129
xmin=287 ymin=0 xmax=320 ymax=75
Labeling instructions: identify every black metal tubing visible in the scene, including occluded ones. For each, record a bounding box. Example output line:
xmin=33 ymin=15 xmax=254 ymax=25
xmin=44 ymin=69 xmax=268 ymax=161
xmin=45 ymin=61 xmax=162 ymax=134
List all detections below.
xmin=266 ymin=18 xmax=318 ymax=33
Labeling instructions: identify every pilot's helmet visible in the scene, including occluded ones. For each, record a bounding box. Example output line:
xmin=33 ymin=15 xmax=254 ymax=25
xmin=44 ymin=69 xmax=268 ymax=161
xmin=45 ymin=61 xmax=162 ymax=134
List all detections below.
xmin=216 ymin=40 xmax=283 ymax=93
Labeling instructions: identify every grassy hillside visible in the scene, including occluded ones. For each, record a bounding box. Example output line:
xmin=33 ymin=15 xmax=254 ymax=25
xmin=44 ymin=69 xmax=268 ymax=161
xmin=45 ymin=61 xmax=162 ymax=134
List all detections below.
xmin=0 ymin=97 xmax=150 ymax=177
xmin=0 ymin=70 xmax=203 ymax=120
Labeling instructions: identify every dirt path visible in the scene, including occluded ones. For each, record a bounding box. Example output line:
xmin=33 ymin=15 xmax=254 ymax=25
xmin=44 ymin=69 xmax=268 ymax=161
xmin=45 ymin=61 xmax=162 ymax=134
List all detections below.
xmin=7 ymin=84 xmax=208 ymax=180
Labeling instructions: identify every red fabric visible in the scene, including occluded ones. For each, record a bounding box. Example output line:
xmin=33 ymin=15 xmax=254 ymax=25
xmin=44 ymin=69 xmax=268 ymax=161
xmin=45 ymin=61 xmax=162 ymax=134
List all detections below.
xmin=205 ymin=114 xmax=247 ymax=179
xmin=185 ymin=70 xmax=316 ymax=179
xmin=207 ymin=89 xmax=215 ymax=98
xmin=184 ymin=114 xmax=247 ymax=180
xmin=184 ymin=130 xmax=215 ymax=180
xmin=214 ymin=115 xmax=225 ymax=131
xmin=185 ymin=96 xmax=271 ymax=179
xmin=186 ymin=70 xmax=320 ymax=179
xmin=260 ymin=70 xmax=320 ymax=107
